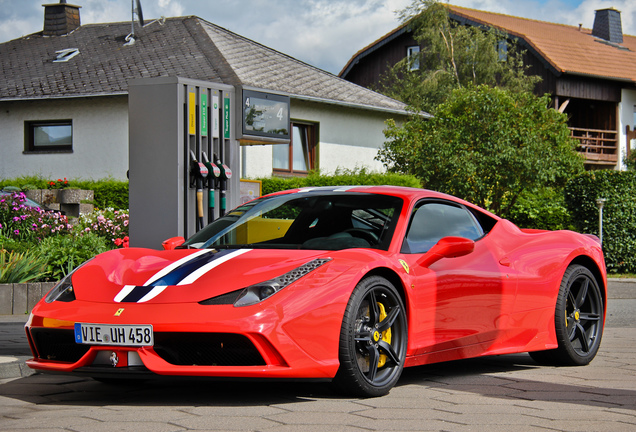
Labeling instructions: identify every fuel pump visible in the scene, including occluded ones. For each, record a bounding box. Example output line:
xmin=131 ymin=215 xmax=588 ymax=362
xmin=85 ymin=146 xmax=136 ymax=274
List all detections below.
xmin=202 ymin=152 xmax=221 ymax=223
xmin=214 ymin=154 xmax=232 ymax=217
xmin=189 ymin=150 xmax=209 ymax=231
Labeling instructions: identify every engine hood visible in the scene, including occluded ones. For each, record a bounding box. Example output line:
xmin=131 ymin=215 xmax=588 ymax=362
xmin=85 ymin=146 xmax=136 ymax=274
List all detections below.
xmin=71 ymin=248 xmax=332 ymax=304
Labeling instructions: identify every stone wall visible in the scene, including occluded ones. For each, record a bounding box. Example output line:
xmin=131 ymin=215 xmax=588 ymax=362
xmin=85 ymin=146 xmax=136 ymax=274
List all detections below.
xmin=25 ymin=189 xmax=94 ymax=218
xmin=0 ymin=282 xmax=56 ymax=315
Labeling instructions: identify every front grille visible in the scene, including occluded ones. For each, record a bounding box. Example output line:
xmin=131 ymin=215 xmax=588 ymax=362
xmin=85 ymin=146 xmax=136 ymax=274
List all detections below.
xmin=153 ymin=333 xmax=266 ymax=366
xmin=30 ymin=328 xmax=90 ymax=363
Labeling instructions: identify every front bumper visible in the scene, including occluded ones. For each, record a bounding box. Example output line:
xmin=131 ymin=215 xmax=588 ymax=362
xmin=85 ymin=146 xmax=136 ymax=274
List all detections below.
xmin=25 ymin=298 xmax=345 ymax=380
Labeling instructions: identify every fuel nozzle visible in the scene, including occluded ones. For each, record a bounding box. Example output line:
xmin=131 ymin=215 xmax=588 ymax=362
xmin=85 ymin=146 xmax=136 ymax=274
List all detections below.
xmin=214 ymin=154 xmax=232 ymax=217
xmin=213 ymin=154 xmax=232 ymax=181
xmin=189 ymin=150 xmax=209 ymax=187
xmin=190 ymin=150 xmax=209 ymax=230
xmin=202 ymin=152 xmax=220 ymax=223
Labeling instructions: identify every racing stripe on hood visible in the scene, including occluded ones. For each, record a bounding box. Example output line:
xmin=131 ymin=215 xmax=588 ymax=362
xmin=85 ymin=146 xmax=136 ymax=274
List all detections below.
xmin=114 ymin=249 xmax=251 ymax=303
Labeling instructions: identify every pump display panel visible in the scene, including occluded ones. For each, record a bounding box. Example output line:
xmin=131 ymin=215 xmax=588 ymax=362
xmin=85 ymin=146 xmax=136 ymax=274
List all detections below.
xmin=241 ymin=90 xmax=290 ymax=140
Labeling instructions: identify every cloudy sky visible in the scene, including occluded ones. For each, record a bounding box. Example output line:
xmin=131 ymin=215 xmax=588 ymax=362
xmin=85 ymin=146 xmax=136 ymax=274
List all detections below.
xmin=1 ymin=0 xmax=635 ymax=74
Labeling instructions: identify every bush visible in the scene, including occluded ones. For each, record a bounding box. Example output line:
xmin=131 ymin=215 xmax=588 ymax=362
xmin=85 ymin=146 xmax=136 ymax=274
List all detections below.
xmin=0 ymin=237 xmax=33 ymax=254
xmin=83 ymin=179 xmax=129 ymax=209
xmin=37 ymin=232 xmax=111 ymax=281
xmin=0 ymin=249 xmax=48 ymax=283
xmin=507 ymin=187 xmax=574 ymax=231
xmin=565 ymin=170 xmax=636 ymax=273
xmin=257 ymin=168 xmax=422 ymax=195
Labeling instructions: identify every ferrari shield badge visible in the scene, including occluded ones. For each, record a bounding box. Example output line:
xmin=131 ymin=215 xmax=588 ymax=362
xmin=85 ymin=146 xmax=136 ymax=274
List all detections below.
xmin=399 ymin=259 xmax=409 ymax=274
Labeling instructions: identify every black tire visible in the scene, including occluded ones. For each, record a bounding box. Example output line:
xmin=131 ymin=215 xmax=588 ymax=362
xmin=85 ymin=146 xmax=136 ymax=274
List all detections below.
xmin=333 ymin=276 xmax=407 ymax=397
xmin=530 ymin=264 xmax=604 ymax=366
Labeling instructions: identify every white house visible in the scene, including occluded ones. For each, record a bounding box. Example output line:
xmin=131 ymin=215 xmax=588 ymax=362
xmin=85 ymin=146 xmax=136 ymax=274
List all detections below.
xmin=0 ymin=1 xmax=410 ymax=182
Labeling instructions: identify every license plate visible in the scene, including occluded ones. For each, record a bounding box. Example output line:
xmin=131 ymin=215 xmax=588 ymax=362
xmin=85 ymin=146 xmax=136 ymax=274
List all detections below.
xmin=74 ymin=323 xmax=153 ymax=346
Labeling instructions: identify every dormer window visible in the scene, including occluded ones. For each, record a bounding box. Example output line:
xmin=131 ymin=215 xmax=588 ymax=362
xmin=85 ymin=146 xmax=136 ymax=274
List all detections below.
xmin=53 ymin=48 xmax=80 ymax=63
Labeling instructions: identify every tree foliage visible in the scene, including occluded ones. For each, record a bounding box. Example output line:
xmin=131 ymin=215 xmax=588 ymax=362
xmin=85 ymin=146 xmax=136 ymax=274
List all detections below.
xmin=379 ymin=0 xmax=540 ymax=113
xmin=378 ymin=85 xmax=584 ymax=217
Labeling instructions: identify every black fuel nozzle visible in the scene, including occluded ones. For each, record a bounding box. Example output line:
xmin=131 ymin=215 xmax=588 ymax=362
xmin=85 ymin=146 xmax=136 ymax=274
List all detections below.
xmin=190 ymin=151 xmax=209 ymax=230
xmin=189 ymin=150 xmax=209 ymax=187
xmin=202 ymin=152 xmax=220 ymax=187
xmin=214 ymin=154 xmax=232 ymax=217
xmin=202 ymin=152 xmax=219 ymax=223
xmin=213 ymin=154 xmax=232 ymax=181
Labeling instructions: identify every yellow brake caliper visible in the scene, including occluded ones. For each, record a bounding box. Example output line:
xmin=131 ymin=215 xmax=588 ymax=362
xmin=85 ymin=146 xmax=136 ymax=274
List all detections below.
xmin=376 ymin=302 xmax=392 ymax=368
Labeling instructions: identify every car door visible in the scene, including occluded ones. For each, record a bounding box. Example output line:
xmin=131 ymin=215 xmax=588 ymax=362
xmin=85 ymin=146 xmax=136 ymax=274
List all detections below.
xmin=399 ymin=200 xmax=518 ymax=360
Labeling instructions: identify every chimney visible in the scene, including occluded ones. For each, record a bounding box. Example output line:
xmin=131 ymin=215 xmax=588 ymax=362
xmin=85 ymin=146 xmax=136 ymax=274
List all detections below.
xmin=42 ymin=1 xmax=82 ymax=36
xmin=592 ymin=8 xmax=623 ymax=44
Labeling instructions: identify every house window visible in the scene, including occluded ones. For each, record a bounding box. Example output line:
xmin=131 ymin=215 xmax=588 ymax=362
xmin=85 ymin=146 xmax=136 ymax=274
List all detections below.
xmin=407 ymin=46 xmax=420 ymax=71
xmin=498 ymin=40 xmax=508 ymax=61
xmin=273 ymin=122 xmax=317 ymax=175
xmin=25 ymin=120 xmax=73 ymax=152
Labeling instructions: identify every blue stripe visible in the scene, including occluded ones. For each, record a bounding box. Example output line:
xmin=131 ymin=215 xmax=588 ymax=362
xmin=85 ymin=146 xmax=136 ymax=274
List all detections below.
xmin=120 ymin=286 xmax=155 ymax=303
xmin=149 ymin=249 xmax=236 ymax=286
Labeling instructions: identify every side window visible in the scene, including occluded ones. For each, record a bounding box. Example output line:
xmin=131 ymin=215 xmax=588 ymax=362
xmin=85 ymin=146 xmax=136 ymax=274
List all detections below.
xmin=402 ymin=201 xmax=484 ymax=254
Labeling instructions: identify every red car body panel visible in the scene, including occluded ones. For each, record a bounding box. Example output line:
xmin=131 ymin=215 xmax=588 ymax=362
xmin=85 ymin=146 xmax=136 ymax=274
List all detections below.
xmin=25 ymin=186 xmax=607 ymax=381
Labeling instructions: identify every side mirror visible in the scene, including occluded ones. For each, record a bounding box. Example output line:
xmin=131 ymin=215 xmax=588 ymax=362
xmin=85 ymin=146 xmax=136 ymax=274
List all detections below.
xmin=162 ymin=236 xmax=185 ymax=250
xmin=416 ymin=236 xmax=475 ymax=268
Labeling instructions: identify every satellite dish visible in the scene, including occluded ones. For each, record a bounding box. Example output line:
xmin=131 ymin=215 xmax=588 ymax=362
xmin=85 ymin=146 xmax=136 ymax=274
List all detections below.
xmin=135 ymin=0 xmax=145 ymax=27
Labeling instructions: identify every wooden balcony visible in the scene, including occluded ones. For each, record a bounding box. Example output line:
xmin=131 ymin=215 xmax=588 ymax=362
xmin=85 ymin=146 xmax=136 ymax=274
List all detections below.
xmin=570 ymin=127 xmax=618 ymax=165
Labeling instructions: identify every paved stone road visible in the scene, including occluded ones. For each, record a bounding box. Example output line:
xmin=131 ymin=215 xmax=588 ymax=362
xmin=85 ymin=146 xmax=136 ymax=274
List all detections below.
xmin=0 ymin=281 xmax=634 ymax=431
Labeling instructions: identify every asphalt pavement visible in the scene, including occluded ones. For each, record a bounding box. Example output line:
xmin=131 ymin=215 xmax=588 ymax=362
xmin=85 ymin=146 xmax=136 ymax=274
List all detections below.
xmin=0 ymin=280 xmax=634 ymax=431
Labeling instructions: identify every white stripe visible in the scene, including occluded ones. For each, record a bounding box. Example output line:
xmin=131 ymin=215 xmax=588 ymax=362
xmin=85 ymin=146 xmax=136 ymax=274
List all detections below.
xmin=113 ymin=249 xmax=210 ymax=302
xmin=177 ymin=249 xmax=252 ymax=285
xmin=114 ymin=285 xmax=136 ymax=303
xmin=144 ymin=248 xmax=211 ymax=286
xmin=137 ymin=286 xmax=167 ymax=303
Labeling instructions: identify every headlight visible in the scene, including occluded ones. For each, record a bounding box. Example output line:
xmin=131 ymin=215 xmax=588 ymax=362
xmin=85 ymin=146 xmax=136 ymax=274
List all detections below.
xmin=44 ymin=273 xmax=75 ymax=303
xmin=44 ymin=258 xmax=94 ymax=303
xmin=234 ymin=258 xmax=331 ymax=307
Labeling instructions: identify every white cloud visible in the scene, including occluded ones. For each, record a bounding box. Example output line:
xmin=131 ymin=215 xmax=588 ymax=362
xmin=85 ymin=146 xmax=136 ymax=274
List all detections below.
xmin=157 ymin=0 xmax=185 ymax=17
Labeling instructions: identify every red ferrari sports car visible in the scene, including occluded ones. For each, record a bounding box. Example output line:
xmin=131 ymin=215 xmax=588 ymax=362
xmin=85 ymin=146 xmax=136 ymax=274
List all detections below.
xmin=26 ymin=186 xmax=606 ymax=397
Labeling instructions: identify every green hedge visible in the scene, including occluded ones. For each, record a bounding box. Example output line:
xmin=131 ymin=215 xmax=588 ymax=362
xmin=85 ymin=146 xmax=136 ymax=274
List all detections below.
xmin=257 ymin=169 xmax=422 ymax=195
xmin=0 ymin=176 xmax=129 ymax=210
xmin=565 ymin=170 xmax=636 ymax=273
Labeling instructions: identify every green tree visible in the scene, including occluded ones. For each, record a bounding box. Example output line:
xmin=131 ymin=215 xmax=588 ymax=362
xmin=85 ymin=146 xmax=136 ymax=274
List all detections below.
xmin=379 ymin=0 xmax=539 ymax=112
xmin=378 ymin=85 xmax=584 ymax=217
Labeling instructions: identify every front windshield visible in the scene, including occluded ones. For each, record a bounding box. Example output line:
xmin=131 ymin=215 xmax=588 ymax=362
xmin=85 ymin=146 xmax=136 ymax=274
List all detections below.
xmin=183 ymin=192 xmax=403 ymax=251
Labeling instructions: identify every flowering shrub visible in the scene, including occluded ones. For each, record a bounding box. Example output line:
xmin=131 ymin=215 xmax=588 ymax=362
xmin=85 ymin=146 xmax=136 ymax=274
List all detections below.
xmin=0 ymin=192 xmax=71 ymax=242
xmin=76 ymin=207 xmax=129 ymax=248
xmin=48 ymin=178 xmax=69 ymax=189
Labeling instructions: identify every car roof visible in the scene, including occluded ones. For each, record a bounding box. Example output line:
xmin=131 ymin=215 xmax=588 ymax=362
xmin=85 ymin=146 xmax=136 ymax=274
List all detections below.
xmin=265 ymin=185 xmax=500 ymax=218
